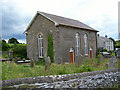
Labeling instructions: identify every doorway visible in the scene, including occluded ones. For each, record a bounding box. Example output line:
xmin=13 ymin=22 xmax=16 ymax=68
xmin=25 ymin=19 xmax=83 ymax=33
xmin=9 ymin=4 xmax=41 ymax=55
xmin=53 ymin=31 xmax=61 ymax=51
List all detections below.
xmin=90 ymin=48 xmax=92 ymax=59
xmin=70 ymin=48 xmax=74 ymax=63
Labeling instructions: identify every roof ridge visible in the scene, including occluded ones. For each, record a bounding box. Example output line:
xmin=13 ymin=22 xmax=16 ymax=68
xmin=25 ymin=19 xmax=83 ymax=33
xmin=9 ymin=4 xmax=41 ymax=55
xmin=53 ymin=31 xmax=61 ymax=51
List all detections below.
xmin=24 ymin=11 xmax=98 ymax=33
xmin=38 ymin=11 xmax=80 ymax=22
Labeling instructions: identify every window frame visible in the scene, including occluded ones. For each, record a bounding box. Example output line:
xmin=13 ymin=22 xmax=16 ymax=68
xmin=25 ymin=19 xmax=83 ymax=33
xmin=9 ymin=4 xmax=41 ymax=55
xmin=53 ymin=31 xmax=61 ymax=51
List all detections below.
xmin=38 ymin=34 xmax=43 ymax=58
xmin=76 ymin=33 xmax=80 ymax=56
xmin=84 ymin=34 xmax=88 ymax=55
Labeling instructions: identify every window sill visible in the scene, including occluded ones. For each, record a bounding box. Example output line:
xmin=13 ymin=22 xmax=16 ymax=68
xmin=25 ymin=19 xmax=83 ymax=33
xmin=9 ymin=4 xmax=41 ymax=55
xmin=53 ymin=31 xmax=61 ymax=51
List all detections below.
xmin=39 ymin=56 xmax=43 ymax=58
xmin=85 ymin=54 xmax=88 ymax=56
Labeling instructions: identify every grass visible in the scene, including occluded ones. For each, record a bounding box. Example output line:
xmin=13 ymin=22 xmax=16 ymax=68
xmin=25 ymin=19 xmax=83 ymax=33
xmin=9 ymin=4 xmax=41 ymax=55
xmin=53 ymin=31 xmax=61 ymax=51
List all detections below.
xmin=115 ymin=41 xmax=120 ymax=46
xmin=2 ymin=56 xmax=118 ymax=80
xmin=8 ymin=44 xmax=26 ymax=47
xmin=2 ymin=54 xmax=9 ymax=59
xmin=112 ymin=52 xmax=115 ymax=56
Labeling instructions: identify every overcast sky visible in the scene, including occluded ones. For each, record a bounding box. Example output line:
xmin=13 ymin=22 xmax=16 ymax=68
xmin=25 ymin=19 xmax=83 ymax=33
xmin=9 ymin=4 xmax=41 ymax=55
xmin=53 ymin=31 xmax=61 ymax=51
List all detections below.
xmin=1 ymin=0 xmax=119 ymax=43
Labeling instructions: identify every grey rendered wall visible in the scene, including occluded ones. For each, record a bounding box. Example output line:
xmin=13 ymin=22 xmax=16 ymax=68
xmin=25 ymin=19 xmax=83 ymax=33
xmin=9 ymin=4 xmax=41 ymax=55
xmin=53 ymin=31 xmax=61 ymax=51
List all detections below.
xmin=26 ymin=14 xmax=97 ymax=63
xmin=59 ymin=25 xmax=97 ymax=63
xmin=26 ymin=14 xmax=60 ymax=62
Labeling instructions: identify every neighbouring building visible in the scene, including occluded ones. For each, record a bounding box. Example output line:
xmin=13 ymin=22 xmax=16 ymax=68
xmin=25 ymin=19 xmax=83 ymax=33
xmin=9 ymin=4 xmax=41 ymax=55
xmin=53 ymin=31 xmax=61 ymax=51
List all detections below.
xmin=118 ymin=33 xmax=120 ymax=40
xmin=24 ymin=11 xmax=98 ymax=64
xmin=97 ymin=34 xmax=114 ymax=51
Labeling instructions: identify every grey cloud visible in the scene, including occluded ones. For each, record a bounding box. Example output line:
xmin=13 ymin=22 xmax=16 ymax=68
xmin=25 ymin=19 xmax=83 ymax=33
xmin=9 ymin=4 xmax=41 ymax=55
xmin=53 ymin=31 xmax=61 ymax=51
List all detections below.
xmin=2 ymin=3 xmax=31 ymax=40
xmin=86 ymin=16 xmax=117 ymax=39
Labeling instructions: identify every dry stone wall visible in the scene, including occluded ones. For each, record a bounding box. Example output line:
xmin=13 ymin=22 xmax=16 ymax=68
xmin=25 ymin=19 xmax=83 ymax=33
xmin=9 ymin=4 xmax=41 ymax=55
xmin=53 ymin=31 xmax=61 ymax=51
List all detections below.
xmin=2 ymin=68 xmax=120 ymax=88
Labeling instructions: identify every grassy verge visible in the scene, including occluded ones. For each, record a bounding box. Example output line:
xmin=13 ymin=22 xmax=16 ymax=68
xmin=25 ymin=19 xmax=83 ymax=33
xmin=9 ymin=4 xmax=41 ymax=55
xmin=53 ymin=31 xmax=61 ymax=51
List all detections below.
xmin=2 ymin=57 xmax=117 ymax=80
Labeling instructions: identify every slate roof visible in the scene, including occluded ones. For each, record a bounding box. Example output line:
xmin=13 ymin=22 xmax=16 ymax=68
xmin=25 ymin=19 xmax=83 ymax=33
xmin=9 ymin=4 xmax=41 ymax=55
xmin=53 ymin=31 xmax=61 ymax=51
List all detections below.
xmin=100 ymin=36 xmax=112 ymax=41
xmin=97 ymin=36 xmax=105 ymax=48
xmin=97 ymin=36 xmax=113 ymax=48
xmin=24 ymin=11 xmax=98 ymax=33
xmin=38 ymin=11 xmax=98 ymax=31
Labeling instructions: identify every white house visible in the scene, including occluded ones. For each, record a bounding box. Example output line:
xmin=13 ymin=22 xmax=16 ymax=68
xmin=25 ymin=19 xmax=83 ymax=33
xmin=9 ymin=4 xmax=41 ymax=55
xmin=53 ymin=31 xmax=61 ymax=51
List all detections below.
xmin=97 ymin=34 xmax=114 ymax=51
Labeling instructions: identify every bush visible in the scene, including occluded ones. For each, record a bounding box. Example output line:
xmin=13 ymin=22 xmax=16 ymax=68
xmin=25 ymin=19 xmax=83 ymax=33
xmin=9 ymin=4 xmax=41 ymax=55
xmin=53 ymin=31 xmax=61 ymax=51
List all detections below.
xmin=35 ymin=58 xmax=45 ymax=65
xmin=108 ymin=51 xmax=112 ymax=54
xmin=102 ymin=49 xmax=107 ymax=52
xmin=2 ymin=40 xmax=9 ymax=51
xmin=8 ymin=38 xmax=19 ymax=44
xmin=47 ymin=34 xmax=54 ymax=63
xmin=74 ymin=65 xmax=93 ymax=73
xmin=12 ymin=44 xmax=27 ymax=59
xmin=2 ymin=54 xmax=9 ymax=58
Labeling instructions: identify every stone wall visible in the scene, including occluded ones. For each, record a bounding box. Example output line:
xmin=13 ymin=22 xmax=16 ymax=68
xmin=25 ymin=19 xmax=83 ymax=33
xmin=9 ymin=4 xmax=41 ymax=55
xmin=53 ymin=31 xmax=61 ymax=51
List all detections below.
xmin=26 ymin=14 xmax=58 ymax=61
xmin=2 ymin=68 xmax=120 ymax=88
xmin=59 ymin=25 xmax=97 ymax=63
xmin=26 ymin=13 xmax=97 ymax=64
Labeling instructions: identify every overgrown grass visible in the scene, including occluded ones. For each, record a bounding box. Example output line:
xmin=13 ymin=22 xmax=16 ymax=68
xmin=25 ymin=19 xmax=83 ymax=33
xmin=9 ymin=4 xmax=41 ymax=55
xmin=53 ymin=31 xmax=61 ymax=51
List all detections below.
xmin=2 ymin=57 xmax=116 ymax=80
xmin=117 ymin=58 xmax=120 ymax=68
xmin=82 ymin=57 xmax=109 ymax=71
xmin=2 ymin=62 xmax=93 ymax=80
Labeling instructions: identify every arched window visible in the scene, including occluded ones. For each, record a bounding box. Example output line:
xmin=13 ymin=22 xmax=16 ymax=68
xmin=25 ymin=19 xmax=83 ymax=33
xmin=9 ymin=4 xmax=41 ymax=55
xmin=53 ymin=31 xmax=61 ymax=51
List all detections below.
xmin=84 ymin=34 xmax=88 ymax=55
xmin=76 ymin=33 xmax=80 ymax=55
xmin=38 ymin=34 xmax=43 ymax=58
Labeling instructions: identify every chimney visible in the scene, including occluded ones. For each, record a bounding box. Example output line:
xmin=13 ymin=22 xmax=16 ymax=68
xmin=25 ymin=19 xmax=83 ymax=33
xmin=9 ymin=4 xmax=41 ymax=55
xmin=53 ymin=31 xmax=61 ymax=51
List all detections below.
xmin=105 ymin=35 xmax=107 ymax=38
xmin=97 ymin=34 xmax=99 ymax=37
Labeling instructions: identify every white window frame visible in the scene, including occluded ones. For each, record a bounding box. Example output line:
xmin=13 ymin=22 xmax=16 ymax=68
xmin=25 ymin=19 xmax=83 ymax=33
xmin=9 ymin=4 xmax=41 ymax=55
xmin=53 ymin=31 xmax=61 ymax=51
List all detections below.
xmin=76 ymin=33 xmax=80 ymax=56
xmin=84 ymin=34 xmax=88 ymax=55
xmin=38 ymin=34 xmax=43 ymax=58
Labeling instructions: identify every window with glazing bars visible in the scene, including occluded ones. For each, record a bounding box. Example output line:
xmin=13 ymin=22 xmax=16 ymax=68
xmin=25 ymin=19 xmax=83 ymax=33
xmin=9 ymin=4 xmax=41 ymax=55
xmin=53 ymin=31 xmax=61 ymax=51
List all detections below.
xmin=76 ymin=33 xmax=80 ymax=55
xmin=38 ymin=34 xmax=43 ymax=58
xmin=84 ymin=34 xmax=88 ymax=55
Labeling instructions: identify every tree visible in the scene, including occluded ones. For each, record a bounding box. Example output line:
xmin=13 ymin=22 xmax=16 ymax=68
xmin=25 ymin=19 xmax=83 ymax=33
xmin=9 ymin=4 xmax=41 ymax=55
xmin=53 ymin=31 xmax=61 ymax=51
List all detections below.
xmin=115 ymin=40 xmax=120 ymax=47
xmin=2 ymin=40 xmax=9 ymax=51
xmin=12 ymin=45 xmax=27 ymax=59
xmin=2 ymin=40 xmax=6 ymax=43
xmin=47 ymin=34 xmax=54 ymax=63
xmin=109 ymin=37 xmax=116 ymax=50
xmin=0 ymin=40 xmax=2 ymax=51
xmin=8 ymin=38 xmax=19 ymax=44
xmin=109 ymin=37 xmax=116 ymax=44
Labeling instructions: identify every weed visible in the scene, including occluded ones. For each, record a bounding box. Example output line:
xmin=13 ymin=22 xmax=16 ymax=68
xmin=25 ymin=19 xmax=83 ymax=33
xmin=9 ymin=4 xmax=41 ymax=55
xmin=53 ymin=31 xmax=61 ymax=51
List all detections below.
xmin=2 ymin=57 xmax=118 ymax=80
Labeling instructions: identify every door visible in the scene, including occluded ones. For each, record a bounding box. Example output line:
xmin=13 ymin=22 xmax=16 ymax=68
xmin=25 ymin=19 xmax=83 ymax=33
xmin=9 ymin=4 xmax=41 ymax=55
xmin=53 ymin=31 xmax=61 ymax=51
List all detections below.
xmin=70 ymin=48 xmax=74 ymax=63
xmin=90 ymin=48 xmax=92 ymax=59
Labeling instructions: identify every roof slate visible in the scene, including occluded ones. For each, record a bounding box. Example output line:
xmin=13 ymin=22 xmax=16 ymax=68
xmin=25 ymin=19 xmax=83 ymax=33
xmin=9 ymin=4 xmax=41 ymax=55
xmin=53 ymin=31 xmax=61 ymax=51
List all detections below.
xmin=38 ymin=11 xmax=98 ymax=32
xmin=97 ymin=36 xmax=113 ymax=48
xmin=100 ymin=36 xmax=112 ymax=41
